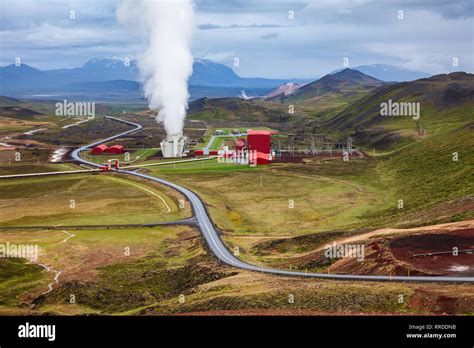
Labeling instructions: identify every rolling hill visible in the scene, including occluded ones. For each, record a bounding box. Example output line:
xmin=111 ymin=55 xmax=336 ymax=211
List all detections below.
xmin=261 ymin=69 xmax=386 ymax=123
xmin=187 ymin=69 xmax=391 ymax=129
xmin=0 ymin=106 xmax=45 ymax=121
xmin=318 ymin=71 xmax=474 ymax=149
xmin=274 ymin=68 xmax=384 ymax=103
xmin=297 ymin=71 xmax=474 ymax=225
xmin=188 ymin=97 xmax=299 ymax=128
xmin=332 ymin=64 xmax=429 ymax=82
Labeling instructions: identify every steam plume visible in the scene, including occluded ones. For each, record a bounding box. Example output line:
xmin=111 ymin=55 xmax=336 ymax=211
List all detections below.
xmin=118 ymin=0 xmax=195 ymax=135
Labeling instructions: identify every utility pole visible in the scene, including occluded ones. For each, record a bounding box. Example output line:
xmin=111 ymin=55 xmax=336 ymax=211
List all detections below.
xmin=310 ymin=135 xmax=316 ymax=156
xmin=347 ymin=137 xmax=353 ymax=155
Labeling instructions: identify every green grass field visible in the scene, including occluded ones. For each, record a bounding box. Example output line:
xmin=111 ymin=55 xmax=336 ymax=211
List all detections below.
xmin=0 ymin=173 xmax=190 ymax=226
xmin=150 ymin=160 xmax=393 ymax=237
xmin=145 ymin=158 xmax=255 ymax=174
xmin=0 ymin=259 xmax=45 ymax=308
xmin=373 ymin=122 xmax=474 ymax=225
xmin=0 ymin=225 xmax=208 ymax=314
xmin=0 ymin=163 xmax=76 ymax=175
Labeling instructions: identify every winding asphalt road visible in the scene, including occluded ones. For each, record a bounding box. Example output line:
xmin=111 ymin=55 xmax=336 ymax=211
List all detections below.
xmin=71 ymin=116 xmax=473 ymax=283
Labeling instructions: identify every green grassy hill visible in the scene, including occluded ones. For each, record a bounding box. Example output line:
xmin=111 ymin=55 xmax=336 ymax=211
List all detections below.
xmin=267 ymin=69 xmax=386 ymax=122
xmin=188 ymin=70 xmax=387 ymax=129
xmin=188 ymin=97 xmax=307 ymax=129
xmin=319 ymin=72 xmax=474 ymax=150
xmin=0 ymin=106 xmax=46 ymax=121
xmin=305 ymin=72 xmax=474 ymax=224
xmin=372 ymin=121 xmax=474 ymax=226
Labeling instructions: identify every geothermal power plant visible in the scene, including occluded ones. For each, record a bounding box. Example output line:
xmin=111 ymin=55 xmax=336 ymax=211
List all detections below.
xmin=160 ymin=132 xmax=189 ymax=158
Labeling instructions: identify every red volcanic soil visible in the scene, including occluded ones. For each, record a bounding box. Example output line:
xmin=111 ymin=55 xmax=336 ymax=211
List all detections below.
xmin=390 ymin=229 xmax=474 ymax=276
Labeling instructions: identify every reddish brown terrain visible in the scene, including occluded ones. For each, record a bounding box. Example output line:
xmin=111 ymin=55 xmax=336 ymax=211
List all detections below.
xmin=390 ymin=229 xmax=474 ymax=276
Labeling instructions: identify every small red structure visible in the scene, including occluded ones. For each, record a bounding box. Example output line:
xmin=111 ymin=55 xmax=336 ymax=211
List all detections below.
xmin=108 ymin=159 xmax=120 ymax=170
xmin=194 ymin=149 xmax=217 ymax=156
xmin=106 ymin=145 xmax=125 ymax=154
xmin=91 ymin=144 xmax=108 ymax=155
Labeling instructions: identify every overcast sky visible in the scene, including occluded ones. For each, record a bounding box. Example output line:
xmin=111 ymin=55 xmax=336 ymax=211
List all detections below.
xmin=1 ymin=0 xmax=473 ymax=78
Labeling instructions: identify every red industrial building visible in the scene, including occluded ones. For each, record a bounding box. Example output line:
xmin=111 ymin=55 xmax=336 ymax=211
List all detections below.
xmin=91 ymin=144 xmax=108 ymax=155
xmin=105 ymin=145 xmax=125 ymax=154
xmin=247 ymin=130 xmax=271 ymax=165
xmin=247 ymin=130 xmax=271 ymax=153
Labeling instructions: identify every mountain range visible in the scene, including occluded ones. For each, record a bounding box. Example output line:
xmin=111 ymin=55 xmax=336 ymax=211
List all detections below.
xmin=0 ymin=57 xmax=308 ymax=99
xmin=0 ymin=57 xmax=430 ymax=101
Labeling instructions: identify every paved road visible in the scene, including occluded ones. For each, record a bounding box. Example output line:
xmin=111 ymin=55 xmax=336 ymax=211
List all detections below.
xmin=69 ymin=116 xmax=474 ymax=283
xmin=204 ymin=135 xmax=216 ymax=150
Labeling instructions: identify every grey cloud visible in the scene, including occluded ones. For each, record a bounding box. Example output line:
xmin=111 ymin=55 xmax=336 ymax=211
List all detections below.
xmin=1 ymin=0 xmax=472 ymax=77
xmin=391 ymin=0 xmax=474 ymax=19
xmin=197 ymin=0 xmax=474 ymax=19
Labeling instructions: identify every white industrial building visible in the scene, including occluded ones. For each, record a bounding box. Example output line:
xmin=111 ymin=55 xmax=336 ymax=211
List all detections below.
xmin=160 ymin=132 xmax=189 ymax=157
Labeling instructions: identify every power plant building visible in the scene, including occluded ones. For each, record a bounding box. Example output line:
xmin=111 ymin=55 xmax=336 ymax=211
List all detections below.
xmin=247 ymin=130 xmax=272 ymax=165
xmin=160 ymin=132 xmax=189 ymax=157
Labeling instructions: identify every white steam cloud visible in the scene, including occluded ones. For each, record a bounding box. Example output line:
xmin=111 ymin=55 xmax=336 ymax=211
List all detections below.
xmin=118 ymin=0 xmax=195 ymax=135
xmin=239 ymin=90 xmax=253 ymax=100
